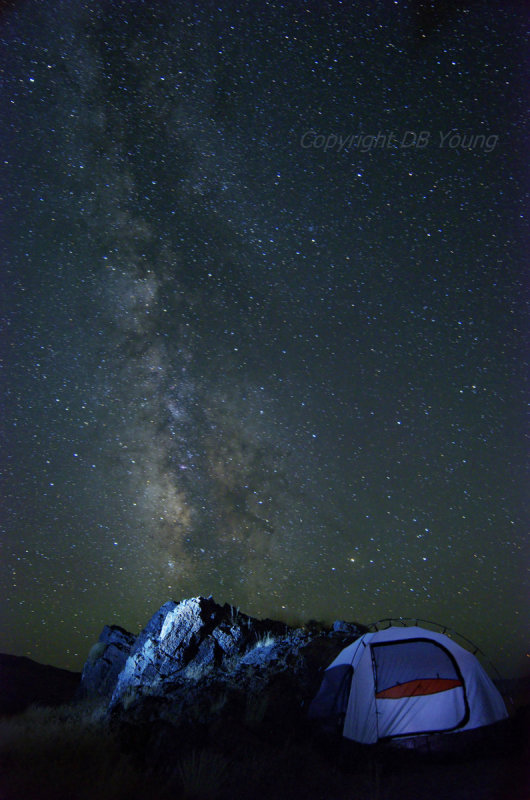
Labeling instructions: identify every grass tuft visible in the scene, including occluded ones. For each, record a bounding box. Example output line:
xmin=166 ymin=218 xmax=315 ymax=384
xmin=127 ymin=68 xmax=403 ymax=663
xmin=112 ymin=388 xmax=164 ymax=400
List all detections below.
xmin=175 ymin=748 xmax=229 ymax=799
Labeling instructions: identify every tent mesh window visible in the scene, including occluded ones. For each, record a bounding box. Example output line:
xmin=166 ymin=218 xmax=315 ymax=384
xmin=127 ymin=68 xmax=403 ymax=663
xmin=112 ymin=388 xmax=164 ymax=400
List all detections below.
xmin=371 ymin=638 xmax=470 ymax=737
xmin=372 ymin=639 xmax=464 ymax=699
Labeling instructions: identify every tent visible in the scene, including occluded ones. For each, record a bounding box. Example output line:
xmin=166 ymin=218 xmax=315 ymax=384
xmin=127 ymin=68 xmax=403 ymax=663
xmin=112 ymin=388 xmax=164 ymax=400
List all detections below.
xmin=308 ymin=625 xmax=508 ymax=744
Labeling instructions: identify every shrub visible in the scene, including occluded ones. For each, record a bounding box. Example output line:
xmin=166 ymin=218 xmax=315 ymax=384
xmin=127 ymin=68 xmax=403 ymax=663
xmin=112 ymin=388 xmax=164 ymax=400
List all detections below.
xmin=253 ymin=632 xmax=276 ymax=649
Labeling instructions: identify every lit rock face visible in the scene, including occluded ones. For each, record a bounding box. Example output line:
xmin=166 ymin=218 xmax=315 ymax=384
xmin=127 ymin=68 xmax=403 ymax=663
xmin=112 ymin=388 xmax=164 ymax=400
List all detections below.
xmin=79 ymin=625 xmax=136 ymax=699
xmin=109 ymin=597 xmax=247 ymax=707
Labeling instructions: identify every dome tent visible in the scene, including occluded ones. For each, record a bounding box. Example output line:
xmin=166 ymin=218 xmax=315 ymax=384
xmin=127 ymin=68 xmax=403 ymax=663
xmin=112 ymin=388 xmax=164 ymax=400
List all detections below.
xmin=308 ymin=624 xmax=508 ymax=744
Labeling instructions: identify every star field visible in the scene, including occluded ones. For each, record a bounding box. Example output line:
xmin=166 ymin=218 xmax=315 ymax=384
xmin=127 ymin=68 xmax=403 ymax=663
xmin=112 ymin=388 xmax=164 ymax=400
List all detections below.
xmin=0 ymin=0 xmax=528 ymax=675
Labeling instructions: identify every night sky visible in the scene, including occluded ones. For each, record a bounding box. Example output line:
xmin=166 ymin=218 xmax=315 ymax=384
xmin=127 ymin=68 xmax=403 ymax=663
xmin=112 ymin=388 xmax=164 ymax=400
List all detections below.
xmin=1 ymin=0 xmax=528 ymax=676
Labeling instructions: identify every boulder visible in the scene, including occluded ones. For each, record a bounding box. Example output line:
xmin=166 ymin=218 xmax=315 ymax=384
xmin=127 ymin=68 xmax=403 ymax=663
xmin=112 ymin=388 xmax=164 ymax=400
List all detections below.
xmin=79 ymin=624 xmax=135 ymax=699
xmin=109 ymin=596 xmax=242 ymax=708
xmin=332 ymin=620 xmax=366 ymax=636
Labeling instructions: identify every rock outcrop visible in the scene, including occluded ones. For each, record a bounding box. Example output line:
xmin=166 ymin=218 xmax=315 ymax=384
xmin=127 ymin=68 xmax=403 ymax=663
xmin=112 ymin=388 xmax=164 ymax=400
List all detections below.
xmin=79 ymin=596 xmax=367 ymax=750
xmin=77 ymin=593 xmax=371 ymax=789
xmin=109 ymin=597 xmax=249 ymax=708
xmin=79 ymin=624 xmax=136 ymax=699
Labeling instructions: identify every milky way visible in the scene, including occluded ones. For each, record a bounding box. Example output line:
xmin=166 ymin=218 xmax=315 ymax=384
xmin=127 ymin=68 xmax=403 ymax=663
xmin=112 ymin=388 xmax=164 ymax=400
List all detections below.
xmin=1 ymin=0 xmax=527 ymax=674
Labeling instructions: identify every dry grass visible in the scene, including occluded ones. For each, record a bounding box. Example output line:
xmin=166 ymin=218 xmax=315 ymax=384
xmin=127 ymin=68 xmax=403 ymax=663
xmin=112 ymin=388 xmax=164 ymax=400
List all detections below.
xmin=175 ymin=748 xmax=229 ymax=799
xmin=1 ymin=699 xmax=524 ymax=800
xmin=0 ymin=701 xmax=160 ymax=800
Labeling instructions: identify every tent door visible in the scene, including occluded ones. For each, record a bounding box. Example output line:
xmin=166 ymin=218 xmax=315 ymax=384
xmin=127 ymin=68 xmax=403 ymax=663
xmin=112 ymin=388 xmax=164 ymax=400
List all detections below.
xmin=371 ymin=638 xmax=469 ymax=738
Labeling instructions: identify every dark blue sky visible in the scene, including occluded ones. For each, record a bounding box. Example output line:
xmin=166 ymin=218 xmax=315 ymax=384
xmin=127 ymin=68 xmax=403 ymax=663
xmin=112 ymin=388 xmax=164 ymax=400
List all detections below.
xmin=1 ymin=0 xmax=528 ymax=675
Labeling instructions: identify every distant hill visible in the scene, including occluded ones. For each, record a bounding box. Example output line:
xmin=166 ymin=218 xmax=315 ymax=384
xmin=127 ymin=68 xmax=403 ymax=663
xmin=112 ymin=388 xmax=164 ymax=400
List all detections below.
xmin=0 ymin=653 xmax=81 ymax=716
